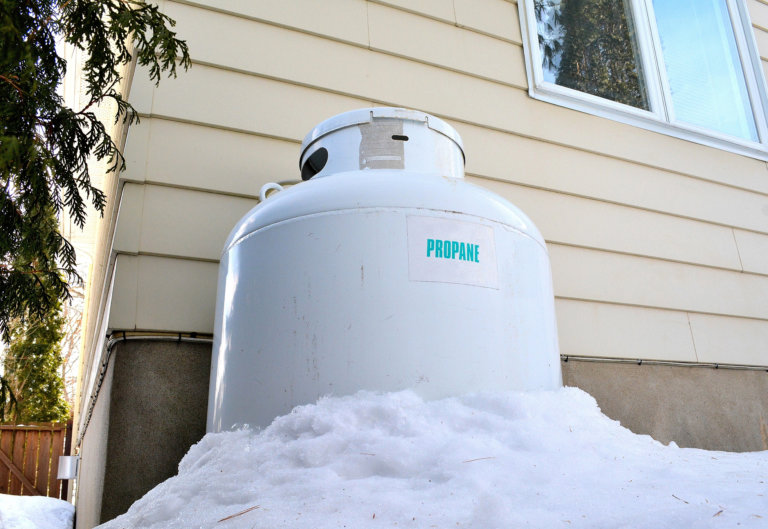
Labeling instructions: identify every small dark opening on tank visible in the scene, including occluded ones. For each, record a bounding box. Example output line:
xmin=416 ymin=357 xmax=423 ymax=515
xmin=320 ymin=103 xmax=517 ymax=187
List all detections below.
xmin=391 ymin=134 xmax=409 ymax=141
xmin=301 ymin=147 xmax=328 ymax=181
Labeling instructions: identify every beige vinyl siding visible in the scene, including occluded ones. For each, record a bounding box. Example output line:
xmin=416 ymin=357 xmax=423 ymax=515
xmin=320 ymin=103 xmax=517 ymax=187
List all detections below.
xmin=749 ymin=0 xmax=768 ymax=30
xmin=147 ymin=1 xmax=768 ymax=192
xmin=469 ymin=177 xmax=744 ymax=271
xmin=550 ymin=246 xmax=768 ymax=320
xmin=366 ymin=3 xmax=522 ymax=84
xmin=688 ymin=313 xmax=768 ymax=365
xmin=176 ymin=0 xmax=370 ymax=45
xmin=453 ymin=0 xmax=521 ymax=41
xmin=733 ymin=229 xmax=768 ymax=275
xmin=109 ymin=254 xmax=218 ymax=333
xmin=108 ymin=0 xmax=768 ymax=367
xmin=555 ymin=300 xmax=697 ymax=362
xmin=122 ymin=119 xmax=299 ymax=195
xmin=113 ymin=183 xmax=256 ymax=260
xmin=751 ymin=25 xmax=768 ymax=61
xmin=370 ymin=0 xmax=457 ymax=23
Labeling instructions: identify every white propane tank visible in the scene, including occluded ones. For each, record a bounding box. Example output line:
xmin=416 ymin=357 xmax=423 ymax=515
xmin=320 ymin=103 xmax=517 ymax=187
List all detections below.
xmin=207 ymin=108 xmax=561 ymax=432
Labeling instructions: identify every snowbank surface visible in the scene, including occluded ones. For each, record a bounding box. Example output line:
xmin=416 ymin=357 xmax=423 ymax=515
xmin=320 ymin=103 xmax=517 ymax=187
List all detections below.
xmin=0 ymin=494 xmax=73 ymax=529
xmin=100 ymin=388 xmax=766 ymax=529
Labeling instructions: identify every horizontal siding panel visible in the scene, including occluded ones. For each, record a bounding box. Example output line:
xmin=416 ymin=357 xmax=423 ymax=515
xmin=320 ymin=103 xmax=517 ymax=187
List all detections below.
xmin=763 ymin=58 xmax=768 ymax=84
xmin=688 ymin=313 xmax=768 ymax=366
xmin=754 ymin=24 xmax=768 ymax=61
xmin=549 ymin=244 xmax=768 ymax=320
xmin=109 ymin=255 xmax=218 ymax=332
xmin=368 ymin=2 xmax=523 ymax=84
xmin=135 ymin=256 xmax=217 ymax=332
xmin=130 ymin=64 xmax=372 ymax=143
xmin=733 ymin=229 xmax=768 ymax=275
xmin=137 ymin=186 xmax=255 ymax=260
xmin=555 ymin=299 xmax=697 ymax=362
xmin=166 ymin=1 xmax=527 ymax=92
xmin=371 ymin=0 xmax=455 ymax=23
xmin=173 ymin=0 xmax=369 ymax=45
xmin=750 ymin=0 xmax=768 ymax=31
xmin=112 ymin=183 xmax=144 ymax=253
xmin=121 ymin=120 xmax=151 ymax=183
xmin=163 ymin=3 xmax=410 ymax=89
xmin=469 ymin=177 xmax=743 ymax=270
xmin=123 ymin=117 xmax=768 ymax=240
xmin=454 ymin=0 xmax=521 ymax=43
xmin=130 ymin=39 xmax=768 ymax=196
xmin=123 ymin=119 xmax=299 ymax=195
xmin=109 ymin=254 xmax=139 ymax=330
xmin=458 ymin=123 xmax=768 ymax=234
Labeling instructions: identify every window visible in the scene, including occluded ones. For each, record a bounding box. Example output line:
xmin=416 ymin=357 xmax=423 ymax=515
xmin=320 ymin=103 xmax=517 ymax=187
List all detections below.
xmin=519 ymin=0 xmax=768 ymax=159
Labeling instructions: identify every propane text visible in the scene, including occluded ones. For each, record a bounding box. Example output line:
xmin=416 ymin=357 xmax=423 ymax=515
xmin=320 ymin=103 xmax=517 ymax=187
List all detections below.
xmin=426 ymin=239 xmax=480 ymax=263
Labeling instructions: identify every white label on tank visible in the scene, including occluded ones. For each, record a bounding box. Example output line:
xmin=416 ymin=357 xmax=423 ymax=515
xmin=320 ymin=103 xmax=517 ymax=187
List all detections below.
xmin=407 ymin=215 xmax=499 ymax=289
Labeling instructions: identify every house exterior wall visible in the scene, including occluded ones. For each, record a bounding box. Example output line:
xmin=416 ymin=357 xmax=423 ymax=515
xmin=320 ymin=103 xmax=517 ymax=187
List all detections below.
xmin=98 ymin=340 xmax=211 ymax=523
xmin=76 ymin=350 xmax=113 ymax=529
xmin=110 ymin=0 xmax=768 ymax=365
xmin=75 ymin=0 xmax=768 ymax=525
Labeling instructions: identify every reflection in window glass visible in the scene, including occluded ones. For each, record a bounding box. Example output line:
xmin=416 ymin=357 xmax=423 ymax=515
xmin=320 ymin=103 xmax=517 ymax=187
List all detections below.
xmin=535 ymin=0 xmax=649 ymax=109
xmin=652 ymin=0 xmax=758 ymax=141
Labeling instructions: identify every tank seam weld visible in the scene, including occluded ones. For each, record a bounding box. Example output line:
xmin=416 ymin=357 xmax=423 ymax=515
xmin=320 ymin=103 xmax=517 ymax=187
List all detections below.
xmin=224 ymin=206 xmax=547 ymax=255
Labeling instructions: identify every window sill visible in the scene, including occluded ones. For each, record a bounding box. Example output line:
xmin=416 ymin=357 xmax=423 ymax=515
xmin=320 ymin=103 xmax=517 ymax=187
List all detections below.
xmin=530 ymin=82 xmax=768 ymax=163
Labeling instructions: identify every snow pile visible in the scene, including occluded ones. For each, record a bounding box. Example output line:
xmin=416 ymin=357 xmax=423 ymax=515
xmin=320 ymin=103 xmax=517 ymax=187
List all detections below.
xmin=0 ymin=494 xmax=74 ymax=529
xmin=100 ymin=388 xmax=766 ymax=529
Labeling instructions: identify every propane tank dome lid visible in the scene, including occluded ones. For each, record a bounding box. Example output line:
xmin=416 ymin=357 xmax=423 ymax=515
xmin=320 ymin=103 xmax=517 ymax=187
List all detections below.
xmin=300 ymin=107 xmax=465 ymax=163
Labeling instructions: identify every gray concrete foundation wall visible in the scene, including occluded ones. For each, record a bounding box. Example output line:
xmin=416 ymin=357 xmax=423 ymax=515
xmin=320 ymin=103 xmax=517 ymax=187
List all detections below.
xmin=562 ymin=359 xmax=768 ymax=452
xmin=76 ymin=339 xmax=211 ymax=527
xmin=76 ymin=349 xmax=767 ymax=527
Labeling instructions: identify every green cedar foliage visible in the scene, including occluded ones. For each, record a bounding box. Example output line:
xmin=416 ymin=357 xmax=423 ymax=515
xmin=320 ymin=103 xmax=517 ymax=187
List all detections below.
xmin=0 ymin=1 xmax=190 ymax=342
xmin=1 ymin=206 xmax=68 ymax=422
xmin=4 ymin=297 xmax=69 ymax=422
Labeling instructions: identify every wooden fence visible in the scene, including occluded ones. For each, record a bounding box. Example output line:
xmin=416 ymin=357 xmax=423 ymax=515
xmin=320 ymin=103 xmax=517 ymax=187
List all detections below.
xmin=0 ymin=422 xmax=72 ymax=499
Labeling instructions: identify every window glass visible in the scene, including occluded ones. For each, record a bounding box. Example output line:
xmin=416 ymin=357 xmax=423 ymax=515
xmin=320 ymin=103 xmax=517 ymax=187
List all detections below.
xmin=535 ymin=0 xmax=649 ymax=109
xmin=652 ymin=0 xmax=758 ymax=141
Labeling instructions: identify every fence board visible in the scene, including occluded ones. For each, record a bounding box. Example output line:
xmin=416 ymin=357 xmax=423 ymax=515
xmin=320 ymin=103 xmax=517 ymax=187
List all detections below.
xmin=0 ymin=448 xmax=37 ymax=495
xmin=37 ymin=428 xmax=52 ymax=496
xmin=0 ymin=423 xmax=72 ymax=498
xmin=0 ymin=430 xmax=9 ymax=494
xmin=25 ymin=431 xmax=38 ymax=491
xmin=10 ymin=430 xmax=25 ymax=494
xmin=48 ymin=428 xmax=63 ymax=498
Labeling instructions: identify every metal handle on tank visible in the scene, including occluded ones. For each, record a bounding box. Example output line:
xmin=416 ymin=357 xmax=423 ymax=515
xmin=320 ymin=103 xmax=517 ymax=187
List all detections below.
xmin=259 ymin=183 xmax=283 ymax=202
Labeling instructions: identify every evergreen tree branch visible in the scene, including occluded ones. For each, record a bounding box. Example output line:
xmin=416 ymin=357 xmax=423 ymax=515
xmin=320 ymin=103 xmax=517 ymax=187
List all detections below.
xmin=0 ymin=0 xmax=190 ymax=344
xmin=1 ymin=1 xmax=190 ymax=415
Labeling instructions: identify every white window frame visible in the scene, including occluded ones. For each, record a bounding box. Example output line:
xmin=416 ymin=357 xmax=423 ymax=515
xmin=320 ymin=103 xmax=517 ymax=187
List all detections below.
xmin=518 ymin=0 xmax=768 ymax=161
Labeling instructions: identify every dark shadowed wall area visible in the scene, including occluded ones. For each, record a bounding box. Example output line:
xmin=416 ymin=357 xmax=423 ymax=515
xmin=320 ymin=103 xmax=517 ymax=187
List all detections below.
xmin=76 ymin=340 xmax=211 ymax=527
